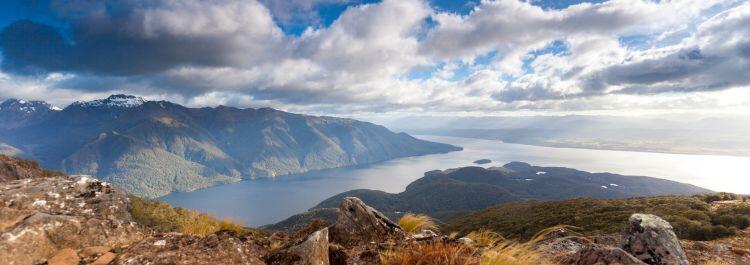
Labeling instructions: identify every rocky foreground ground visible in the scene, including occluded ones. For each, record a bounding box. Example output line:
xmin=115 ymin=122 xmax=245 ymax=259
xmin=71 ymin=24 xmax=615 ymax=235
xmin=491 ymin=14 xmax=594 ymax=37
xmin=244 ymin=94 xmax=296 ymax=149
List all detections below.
xmin=1 ymin=155 xmax=749 ymax=264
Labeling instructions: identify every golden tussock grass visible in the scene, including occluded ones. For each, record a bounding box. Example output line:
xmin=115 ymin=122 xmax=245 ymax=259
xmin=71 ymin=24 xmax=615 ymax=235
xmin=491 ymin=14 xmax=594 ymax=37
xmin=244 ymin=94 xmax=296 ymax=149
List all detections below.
xmin=380 ymin=241 xmax=478 ymax=265
xmin=465 ymin=229 xmax=505 ymax=247
xmin=398 ymin=213 xmax=438 ymax=234
xmin=381 ymin=228 xmax=549 ymax=265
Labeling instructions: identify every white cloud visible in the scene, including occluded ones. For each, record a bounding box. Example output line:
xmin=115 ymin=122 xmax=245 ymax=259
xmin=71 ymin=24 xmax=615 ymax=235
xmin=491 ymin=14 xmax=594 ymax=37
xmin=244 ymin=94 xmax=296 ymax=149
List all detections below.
xmin=0 ymin=0 xmax=748 ymax=116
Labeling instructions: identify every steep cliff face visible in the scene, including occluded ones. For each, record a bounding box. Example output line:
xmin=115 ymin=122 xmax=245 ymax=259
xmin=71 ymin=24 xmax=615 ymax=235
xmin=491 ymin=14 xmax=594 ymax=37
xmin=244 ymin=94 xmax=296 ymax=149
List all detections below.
xmin=0 ymin=95 xmax=460 ymax=197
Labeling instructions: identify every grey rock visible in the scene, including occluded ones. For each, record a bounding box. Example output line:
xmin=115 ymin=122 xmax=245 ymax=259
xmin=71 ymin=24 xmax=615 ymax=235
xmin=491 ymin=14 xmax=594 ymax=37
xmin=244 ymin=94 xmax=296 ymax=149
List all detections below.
xmin=329 ymin=197 xmax=405 ymax=247
xmin=538 ymin=236 xmax=645 ymax=265
xmin=266 ymin=228 xmax=330 ymax=265
xmin=623 ymin=213 xmax=689 ymax=265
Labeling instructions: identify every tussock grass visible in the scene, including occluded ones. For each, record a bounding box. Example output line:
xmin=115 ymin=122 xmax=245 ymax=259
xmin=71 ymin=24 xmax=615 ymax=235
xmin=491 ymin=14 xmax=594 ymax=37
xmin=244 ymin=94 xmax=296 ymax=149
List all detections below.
xmin=398 ymin=213 xmax=438 ymax=234
xmin=381 ymin=228 xmax=548 ymax=265
xmin=380 ymin=241 xmax=478 ymax=265
xmin=128 ymin=195 xmax=247 ymax=235
xmin=481 ymin=241 xmax=549 ymax=265
xmin=529 ymin=225 xmax=582 ymax=244
xmin=466 ymin=229 xmax=505 ymax=247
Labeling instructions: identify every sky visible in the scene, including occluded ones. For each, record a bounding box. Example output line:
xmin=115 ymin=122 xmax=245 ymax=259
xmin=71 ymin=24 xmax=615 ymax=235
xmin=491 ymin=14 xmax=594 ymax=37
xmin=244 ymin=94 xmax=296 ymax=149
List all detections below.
xmin=0 ymin=0 xmax=749 ymax=116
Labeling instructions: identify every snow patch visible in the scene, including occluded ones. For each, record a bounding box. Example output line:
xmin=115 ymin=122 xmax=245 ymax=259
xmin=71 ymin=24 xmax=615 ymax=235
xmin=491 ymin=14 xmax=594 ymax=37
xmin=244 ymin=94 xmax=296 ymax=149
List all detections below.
xmin=154 ymin=240 xmax=167 ymax=246
xmin=609 ymin=184 xmax=619 ymax=187
xmin=601 ymin=186 xmax=608 ymax=189
xmin=75 ymin=95 xmax=146 ymax=108
xmin=536 ymin=171 xmax=547 ymax=175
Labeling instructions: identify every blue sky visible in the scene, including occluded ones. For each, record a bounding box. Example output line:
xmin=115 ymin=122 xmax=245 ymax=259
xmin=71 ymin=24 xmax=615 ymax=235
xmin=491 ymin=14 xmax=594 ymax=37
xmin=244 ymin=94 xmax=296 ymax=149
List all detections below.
xmin=0 ymin=0 xmax=748 ymax=115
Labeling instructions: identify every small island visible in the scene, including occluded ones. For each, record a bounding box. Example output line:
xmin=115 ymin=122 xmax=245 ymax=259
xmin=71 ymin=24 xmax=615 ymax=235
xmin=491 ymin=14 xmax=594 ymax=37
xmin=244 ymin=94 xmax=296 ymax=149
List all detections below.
xmin=473 ymin=159 xmax=492 ymax=164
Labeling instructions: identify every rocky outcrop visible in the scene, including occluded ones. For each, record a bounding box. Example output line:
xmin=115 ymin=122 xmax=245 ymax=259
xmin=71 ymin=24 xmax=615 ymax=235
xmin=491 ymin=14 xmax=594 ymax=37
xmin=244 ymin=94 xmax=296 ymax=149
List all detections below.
xmin=624 ymin=214 xmax=689 ymax=265
xmin=115 ymin=231 xmax=267 ymax=265
xmin=537 ymin=214 xmax=695 ymax=265
xmin=0 ymin=175 xmax=145 ymax=265
xmin=329 ymin=197 xmax=405 ymax=247
xmin=574 ymin=243 xmax=646 ymax=265
xmin=267 ymin=197 xmax=406 ymax=265
xmin=538 ymin=235 xmax=646 ymax=265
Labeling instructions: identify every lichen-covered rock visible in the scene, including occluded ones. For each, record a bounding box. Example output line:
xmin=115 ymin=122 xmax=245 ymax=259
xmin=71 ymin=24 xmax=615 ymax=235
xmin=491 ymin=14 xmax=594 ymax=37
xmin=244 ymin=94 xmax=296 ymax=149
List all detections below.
xmin=328 ymin=197 xmax=405 ymax=247
xmin=266 ymin=228 xmax=330 ymax=265
xmin=0 ymin=176 xmax=145 ymax=265
xmin=623 ymin=213 xmax=689 ymax=265
xmin=115 ymin=231 xmax=266 ymax=265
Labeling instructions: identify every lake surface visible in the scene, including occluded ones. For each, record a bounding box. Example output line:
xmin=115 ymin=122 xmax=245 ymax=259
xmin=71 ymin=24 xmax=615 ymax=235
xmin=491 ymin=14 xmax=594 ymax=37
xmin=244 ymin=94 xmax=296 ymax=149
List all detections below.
xmin=159 ymin=135 xmax=750 ymax=226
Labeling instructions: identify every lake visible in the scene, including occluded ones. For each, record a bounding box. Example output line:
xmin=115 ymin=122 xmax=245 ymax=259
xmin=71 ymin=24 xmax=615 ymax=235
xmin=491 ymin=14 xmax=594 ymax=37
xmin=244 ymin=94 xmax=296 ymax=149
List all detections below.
xmin=159 ymin=135 xmax=750 ymax=227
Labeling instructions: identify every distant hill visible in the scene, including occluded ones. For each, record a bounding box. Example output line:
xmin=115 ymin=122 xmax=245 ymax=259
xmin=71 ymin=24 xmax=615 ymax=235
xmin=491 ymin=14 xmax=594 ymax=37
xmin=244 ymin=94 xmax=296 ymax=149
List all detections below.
xmin=0 ymin=95 xmax=460 ymax=197
xmin=271 ymin=162 xmax=712 ymax=230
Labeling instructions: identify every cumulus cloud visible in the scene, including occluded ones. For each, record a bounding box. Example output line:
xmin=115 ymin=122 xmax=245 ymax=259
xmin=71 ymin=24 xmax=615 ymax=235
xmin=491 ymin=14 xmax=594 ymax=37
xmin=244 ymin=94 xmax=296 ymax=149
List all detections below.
xmin=493 ymin=2 xmax=750 ymax=102
xmin=0 ymin=0 xmax=747 ymax=115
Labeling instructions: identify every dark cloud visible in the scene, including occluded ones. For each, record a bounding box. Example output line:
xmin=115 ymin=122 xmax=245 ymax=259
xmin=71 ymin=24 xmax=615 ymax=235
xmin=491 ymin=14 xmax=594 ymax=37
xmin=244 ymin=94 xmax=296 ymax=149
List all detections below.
xmin=0 ymin=0 xmax=284 ymax=76
xmin=0 ymin=20 xmax=72 ymax=75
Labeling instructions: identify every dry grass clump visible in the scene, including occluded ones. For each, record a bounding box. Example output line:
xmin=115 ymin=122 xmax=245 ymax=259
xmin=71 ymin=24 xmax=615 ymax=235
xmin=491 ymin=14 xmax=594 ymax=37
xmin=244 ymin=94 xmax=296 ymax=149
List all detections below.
xmin=381 ymin=241 xmax=478 ymax=265
xmin=466 ymin=229 xmax=505 ymax=247
xmin=381 ymin=227 xmax=548 ymax=265
xmin=399 ymin=213 xmax=438 ymax=234
xmin=528 ymin=225 xmax=582 ymax=244
xmin=481 ymin=241 xmax=549 ymax=265
xmin=128 ymin=195 xmax=246 ymax=235
xmin=704 ymin=260 xmax=729 ymax=265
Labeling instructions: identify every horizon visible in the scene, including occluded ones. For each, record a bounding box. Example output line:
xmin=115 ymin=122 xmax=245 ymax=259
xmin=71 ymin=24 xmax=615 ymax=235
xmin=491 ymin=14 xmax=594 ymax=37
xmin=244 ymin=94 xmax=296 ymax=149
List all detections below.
xmin=0 ymin=0 xmax=749 ymax=117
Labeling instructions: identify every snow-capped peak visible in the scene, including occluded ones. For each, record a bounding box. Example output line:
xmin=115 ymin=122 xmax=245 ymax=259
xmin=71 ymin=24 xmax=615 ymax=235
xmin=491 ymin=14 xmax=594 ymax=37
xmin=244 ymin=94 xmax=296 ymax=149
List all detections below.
xmin=73 ymin=95 xmax=147 ymax=109
xmin=0 ymin=99 xmax=60 ymax=113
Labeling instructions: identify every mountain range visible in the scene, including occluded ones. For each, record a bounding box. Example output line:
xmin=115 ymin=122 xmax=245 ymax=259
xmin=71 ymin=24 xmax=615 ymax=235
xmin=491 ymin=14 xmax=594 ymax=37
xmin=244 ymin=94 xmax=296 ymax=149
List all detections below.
xmin=270 ymin=162 xmax=711 ymax=231
xmin=0 ymin=95 xmax=460 ymax=197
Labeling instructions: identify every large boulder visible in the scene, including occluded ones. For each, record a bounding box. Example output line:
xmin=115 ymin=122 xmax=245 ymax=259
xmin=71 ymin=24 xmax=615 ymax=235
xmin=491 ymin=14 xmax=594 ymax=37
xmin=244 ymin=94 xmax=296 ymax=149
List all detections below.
xmin=328 ymin=197 xmax=405 ymax=247
xmin=115 ymin=231 xmax=266 ymax=265
xmin=0 ymin=176 xmax=145 ymax=265
xmin=623 ymin=214 xmax=689 ymax=265
xmin=266 ymin=228 xmax=330 ymax=265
